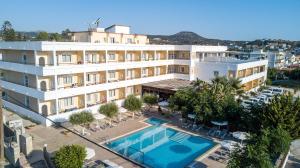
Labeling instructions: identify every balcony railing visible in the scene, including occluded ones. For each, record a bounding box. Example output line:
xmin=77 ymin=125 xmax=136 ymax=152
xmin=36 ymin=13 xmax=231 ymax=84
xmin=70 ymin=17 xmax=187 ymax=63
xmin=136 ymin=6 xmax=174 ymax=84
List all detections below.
xmin=0 ymin=78 xmax=55 ymax=91
xmin=57 ymin=83 xmax=84 ymax=89
xmin=0 ymin=60 xmax=54 ymax=66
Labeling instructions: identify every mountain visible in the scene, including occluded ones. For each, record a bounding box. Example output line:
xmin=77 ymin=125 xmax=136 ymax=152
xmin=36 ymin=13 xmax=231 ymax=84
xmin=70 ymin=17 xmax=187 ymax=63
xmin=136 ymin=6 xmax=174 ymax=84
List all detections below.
xmin=148 ymin=31 xmax=238 ymax=45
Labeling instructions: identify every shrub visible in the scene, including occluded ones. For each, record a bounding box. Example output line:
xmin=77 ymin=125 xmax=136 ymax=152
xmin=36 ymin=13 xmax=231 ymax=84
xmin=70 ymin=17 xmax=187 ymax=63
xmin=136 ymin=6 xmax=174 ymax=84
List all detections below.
xmin=54 ymin=144 xmax=86 ymax=168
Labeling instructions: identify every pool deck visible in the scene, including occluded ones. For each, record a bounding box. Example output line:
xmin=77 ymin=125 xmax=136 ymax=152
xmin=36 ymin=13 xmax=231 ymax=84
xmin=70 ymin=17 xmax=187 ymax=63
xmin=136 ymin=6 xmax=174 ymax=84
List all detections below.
xmin=4 ymin=107 xmax=227 ymax=168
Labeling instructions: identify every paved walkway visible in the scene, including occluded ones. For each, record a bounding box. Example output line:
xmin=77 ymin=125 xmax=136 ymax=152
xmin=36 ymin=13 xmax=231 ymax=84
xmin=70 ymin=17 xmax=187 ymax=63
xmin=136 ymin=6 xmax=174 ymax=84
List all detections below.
xmin=286 ymin=139 xmax=300 ymax=168
xmin=4 ymin=107 xmax=227 ymax=168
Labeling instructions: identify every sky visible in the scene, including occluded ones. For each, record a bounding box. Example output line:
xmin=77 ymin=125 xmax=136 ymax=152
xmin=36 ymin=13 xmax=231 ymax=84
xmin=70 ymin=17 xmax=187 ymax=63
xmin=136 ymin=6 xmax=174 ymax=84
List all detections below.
xmin=0 ymin=0 xmax=299 ymax=41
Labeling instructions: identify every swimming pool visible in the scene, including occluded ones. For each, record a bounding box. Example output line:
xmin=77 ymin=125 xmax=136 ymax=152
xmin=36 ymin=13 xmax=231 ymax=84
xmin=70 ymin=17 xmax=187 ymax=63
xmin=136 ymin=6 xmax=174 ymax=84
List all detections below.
xmin=106 ymin=118 xmax=215 ymax=168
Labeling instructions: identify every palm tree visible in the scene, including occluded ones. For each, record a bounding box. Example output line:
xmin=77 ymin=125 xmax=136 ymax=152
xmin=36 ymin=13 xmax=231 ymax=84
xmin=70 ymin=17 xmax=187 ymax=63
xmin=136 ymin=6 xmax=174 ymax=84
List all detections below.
xmin=99 ymin=102 xmax=119 ymax=126
xmin=191 ymin=78 xmax=209 ymax=92
xmin=228 ymin=77 xmax=245 ymax=97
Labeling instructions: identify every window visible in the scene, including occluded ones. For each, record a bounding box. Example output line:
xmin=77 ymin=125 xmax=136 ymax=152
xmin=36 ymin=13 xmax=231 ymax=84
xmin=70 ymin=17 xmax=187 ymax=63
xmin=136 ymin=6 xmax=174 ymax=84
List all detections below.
xmin=142 ymin=68 xmax=147 ymax=75
xmin=127 ymin=70 xmax=133 ymax=78
xmin=62 ymin=54 xmax=71 ymax=62
xmin=25 ymin=96 xmax=29 ymax=107
xmin=63 ymin=76 xmax=72 ymax=84
xmin=110 ymin=37 xmax=115 ymax=43
xmin=64 ymin=97 xmax=73 ymax=107
xmin=127 ymin=38 xmax=133 ymax=44
xmin=214 ymin=71 xmax=219 ymax=77
xmin=87 ymin=94 xmax=91 ymax=102
xmin=126 ymin=53 xmax=132 ymax=61
xmin=127 ymin=87 xmax=134 ymax=95
xmin=92 ymin=54 xmax=97 ymax=63
xmin=94 ymin=94 xmax=98 ymax=102
xmin=109 ymin=90 xmax=115 ymax=97
xmin=155 ymin=67 xmax=160 ymax=75
xmin=24 ymin=75 xmax=29 ymax=87
xmin=108 ymin=54 xmax=116 ymax=61
xmin=108 ymin=71 xmax=115 ymax=79
xmin=87 ymin=74 xmax=91 ymax=82
xmin=180 ymin=67 xmax=185 ymax=73
xmin=22 ymin=55 xmax=27 ymax=63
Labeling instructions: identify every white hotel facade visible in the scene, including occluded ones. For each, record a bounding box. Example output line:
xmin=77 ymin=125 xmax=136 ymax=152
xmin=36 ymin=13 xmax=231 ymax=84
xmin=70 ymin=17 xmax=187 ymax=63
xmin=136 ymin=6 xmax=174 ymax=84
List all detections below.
xmin=0 ymin=25 xmax=268 ymax=126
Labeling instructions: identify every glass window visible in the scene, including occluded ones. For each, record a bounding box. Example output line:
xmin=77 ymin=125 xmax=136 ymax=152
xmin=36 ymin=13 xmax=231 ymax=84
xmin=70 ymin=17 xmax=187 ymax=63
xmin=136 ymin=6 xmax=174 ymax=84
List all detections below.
xmin=62 ymin=54 xmax=71 ymax=62
xmin=108 ymin=71 xmax=115 ymax=79
xmin=127 ymin=38 xmax=132 ymax=44
xmin=63 ymin=76 xmax=72 ymax=84
xmin=110 ymin=37 xmax=115 ymax=43
xmin=214 ymin=71 xmax=219 ymax=77
xmin=108 ymin=54 xmax=116 ymax=61
xmin=109 ymin=90 xmax=115 ymax=97
xmin=64 ymin=97 xmax=73 ymax=106
xmin=25 ymin=96 xmax=29 ymax=107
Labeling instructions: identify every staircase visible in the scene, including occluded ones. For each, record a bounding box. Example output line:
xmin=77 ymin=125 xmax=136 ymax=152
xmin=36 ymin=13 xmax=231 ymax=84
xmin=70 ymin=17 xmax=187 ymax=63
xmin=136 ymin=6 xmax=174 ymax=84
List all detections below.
xmin=169 ymin=132 xmax=190 ymax=143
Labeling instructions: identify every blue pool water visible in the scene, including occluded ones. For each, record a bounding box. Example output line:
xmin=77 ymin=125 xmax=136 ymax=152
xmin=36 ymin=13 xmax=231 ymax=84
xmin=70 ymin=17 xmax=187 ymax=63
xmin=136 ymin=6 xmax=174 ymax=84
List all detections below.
xmin=106 ymin=118 xmax=215 ymax=168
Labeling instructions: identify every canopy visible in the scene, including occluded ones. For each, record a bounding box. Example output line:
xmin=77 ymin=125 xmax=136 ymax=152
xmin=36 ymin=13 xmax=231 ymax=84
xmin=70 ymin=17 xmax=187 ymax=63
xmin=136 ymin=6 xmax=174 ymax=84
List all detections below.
xmin=119 ymin=107 xmax=128 ymax=113
xmin=221 ymin=140 xmax=238 ymax=151
xmin=158 ymin=101 xmax=169 ymax=107
xmin=85 ymin=147 xmax=95 ymax=160
xmin=211 ymin=121 xmax=228 ymax=126
xmin=94 ymin=113 xmax=105 ymax=120
xmin=232 ymin=131 xmax=249 ymax=141
xmin=188 ymin=114 xmax=196 ymax=119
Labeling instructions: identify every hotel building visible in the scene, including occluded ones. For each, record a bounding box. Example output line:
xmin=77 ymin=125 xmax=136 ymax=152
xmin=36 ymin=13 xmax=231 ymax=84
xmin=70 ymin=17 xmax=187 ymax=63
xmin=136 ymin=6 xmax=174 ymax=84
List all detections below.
xmin=0 ymin=25 xmax=268 ymax=126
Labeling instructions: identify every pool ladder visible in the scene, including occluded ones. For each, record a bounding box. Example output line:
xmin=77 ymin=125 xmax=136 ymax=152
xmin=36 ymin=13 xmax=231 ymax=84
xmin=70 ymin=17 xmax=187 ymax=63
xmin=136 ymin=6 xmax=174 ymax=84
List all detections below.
xmin=169 ymin=132 xmax=190 ymax=143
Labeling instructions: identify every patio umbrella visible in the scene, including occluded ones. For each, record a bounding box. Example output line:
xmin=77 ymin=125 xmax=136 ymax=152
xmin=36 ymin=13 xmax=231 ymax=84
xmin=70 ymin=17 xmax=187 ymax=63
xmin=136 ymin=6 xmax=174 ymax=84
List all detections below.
xmin=211 ymin=121 xmax=228 ymax=129
xmin=232 ymin=131 xmax=249 ymax=144
xmin=94 ymin=113 xmax=105 ymax=120
xmin=119 ymin=107 xmax=127 ymax=113
xmin=188 ymin=114 xmax=196 ymax=119
xmin=221 ymin=140 xmax=237 ymax=151
xmin=158 ymin=101 xmax=169 ymax=107
xmin=85 ymin=147 xmax=96 ymax=160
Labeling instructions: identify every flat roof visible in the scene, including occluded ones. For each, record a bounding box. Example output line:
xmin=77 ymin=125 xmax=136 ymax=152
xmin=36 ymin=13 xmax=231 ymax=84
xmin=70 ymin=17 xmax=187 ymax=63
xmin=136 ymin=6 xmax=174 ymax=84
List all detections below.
xmin=142 ymin=79 xmax=191 ymax=91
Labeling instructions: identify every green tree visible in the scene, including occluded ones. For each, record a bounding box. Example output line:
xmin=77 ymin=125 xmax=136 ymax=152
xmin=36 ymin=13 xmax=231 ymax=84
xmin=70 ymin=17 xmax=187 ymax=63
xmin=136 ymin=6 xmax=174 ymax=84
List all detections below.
xmin=142 ymin=93 xmax=158 ymax=110
xmin=268 ymin=126 xmax=291 ymax=160
xmin=49 ymin=33 xmax=62 ymax=41
xmin=54 ymin=144 xmax=86 ymax=168
xmin=124 ymin=95 xmax=142 ymax=117
xmin=227 ymin=129 xmax=273 ymax=168
xmin=227 ymin=127 xmax=291 ymax=168
xmin=99 ymin=102 xmax=118 ymax=125
xmin=36 ymin=31 xmax=49 ymax=41
xmin=267 ymin=68 xmax=278 ymax=81
xmin=69 ymin=111 xmax=95 ymax=134
xmin=1 ymin=21 xmax=16 ymax=41
xmin=260 ymin=94 xmax=300 ymax=138
xmin=62 ymin=28 xmax=71 ymax=41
